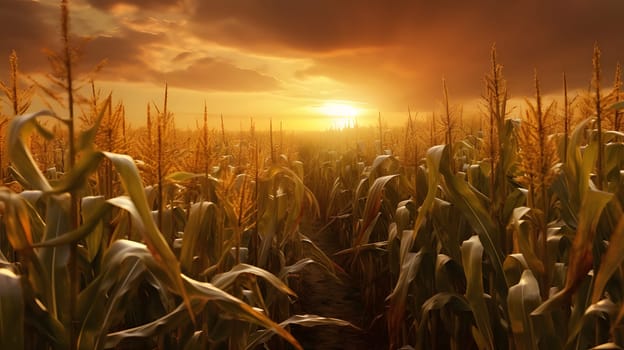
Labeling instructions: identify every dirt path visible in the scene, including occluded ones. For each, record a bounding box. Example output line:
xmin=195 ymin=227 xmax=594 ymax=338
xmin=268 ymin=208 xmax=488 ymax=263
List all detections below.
xmin=291 ymin=223 xmax=371 ymax=350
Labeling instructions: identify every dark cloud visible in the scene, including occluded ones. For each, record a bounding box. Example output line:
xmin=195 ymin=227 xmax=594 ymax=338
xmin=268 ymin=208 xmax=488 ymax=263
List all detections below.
xmin=2 ymin=0 xmax=623 ymax=121
xmin=161 ymin=57 xmax=281 ymax=91
xmin=283 ymin=0 xmax=624 ymax=109
xmin=82 ymin=32 xmax=281 ymax=91
xmin=85 ymin=0 xmax=183 ymax=10
xmin=0 ymin=0 xmax=57 ymax=78
xmin=80 ymin=30 xmax=163 ymax=81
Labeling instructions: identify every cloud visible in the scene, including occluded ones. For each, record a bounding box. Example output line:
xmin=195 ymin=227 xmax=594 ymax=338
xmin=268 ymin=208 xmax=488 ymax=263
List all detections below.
xmin=85 ymin=0 xmax=183 ymax=11
xmin=0 ymin=0 xmax=57 ymax=76
xmin=2 ymin=0 xmax=623 ymax=125
xmin=161 ymin=57 xmax=282 ymax=91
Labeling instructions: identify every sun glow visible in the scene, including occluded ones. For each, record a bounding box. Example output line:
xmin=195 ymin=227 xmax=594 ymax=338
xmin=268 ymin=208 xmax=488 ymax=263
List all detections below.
xmin=317 ymin=102 xmax=360 ymax=130
xmin=319 ymin=102 xmax=359 ymax=117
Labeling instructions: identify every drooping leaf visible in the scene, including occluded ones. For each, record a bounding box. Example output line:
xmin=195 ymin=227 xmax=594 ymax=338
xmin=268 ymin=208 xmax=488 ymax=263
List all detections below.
xmin=503 ymin=254 xmax=529 ymax=287
xmin=246 ymin=314 xmax=356 ymax=349
xmin=104 ymin=300 xmax=205 ymax=349
xmin=354 ymin=174 xmax=398 ymax=246
xmin=211 ymin=263 xmax=297 ymax=298
xmin=7 ymin=110 xmax=55 ymax=191
xmin=592 ymin=210 xmax=624 ymax=303
xmin=103 ymin=151 xmax=194 ymax=321
xmin=183 ymin=275 xmax=302 ymax=350
xmin=510 ymin=207 xmax=545 ymax=277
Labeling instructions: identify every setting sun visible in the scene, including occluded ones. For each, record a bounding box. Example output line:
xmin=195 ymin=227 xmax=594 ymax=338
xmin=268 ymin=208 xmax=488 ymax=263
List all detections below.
xmin=319 ymin=102 xmax=360 ymax=117
xmin=316 ymin=102 xmax=361 ymax=130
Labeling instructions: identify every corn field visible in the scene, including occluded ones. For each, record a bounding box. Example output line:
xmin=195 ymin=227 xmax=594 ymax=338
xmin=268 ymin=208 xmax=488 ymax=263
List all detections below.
xmin=2 ymin=2 xmax=624 ymax=350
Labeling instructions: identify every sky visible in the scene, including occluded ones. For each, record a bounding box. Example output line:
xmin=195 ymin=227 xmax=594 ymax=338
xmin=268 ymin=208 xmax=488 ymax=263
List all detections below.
xmin=1 ymin=0 xmax=623 ymax=130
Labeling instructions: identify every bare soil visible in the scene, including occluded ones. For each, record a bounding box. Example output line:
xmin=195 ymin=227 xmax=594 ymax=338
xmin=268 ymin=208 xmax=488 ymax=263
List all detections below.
xmin=291 ymin=223 xmax=380 ymax=350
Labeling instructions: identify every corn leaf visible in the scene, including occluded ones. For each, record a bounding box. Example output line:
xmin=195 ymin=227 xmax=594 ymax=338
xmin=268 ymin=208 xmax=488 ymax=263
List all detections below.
xmin=246 ymin=314 xmax=355 ymax=349
xmin=503 ymin=254 xmax=529 ymax=287
xmin=179 ymin=201 xmax=219 ymax=276
xmin=0 ymin=189 xmax=34 ymax=251
xmin=7 ymin=110 xmax=54 ymax=191
xmin=104 ymin=300 xmax=206 ymax=349
xmin=507 ymin=269 xmax=540 ymax=350
xmin=37 ymin=194 xmax=72 ymax=326
xmin=0 ymin=268 xmax=24 ymax=350
xmin=461 ymin=235 xmax=494 ymax=350
xmin=354 ymin=174 xmax=398 ymax=246
xmin=77 ymin=240 xmax=151 ymax=350
xmin=211 ymin=263 xmax=297 ymax=298
xmin=103 ymin=151 xmax=193 ymax=321
xmin=510 ymin=207 xmax=545 ymax=276
xmin=592 ymin=214 xmax=624 ymax=303
xmin=183 ymin=275 xmax=302 ymax=350
xmin=387 ymin=250 xmax=423 ymax=347
xmin=439 ymin=145 xmax=508 ymax=298
xmin=81 ymin=196 xmax=106 ymax=262
xmin=400 ymin=145 xmax=443 ymax=264
xmin=610 ymin=101 xmax=624 ymax=111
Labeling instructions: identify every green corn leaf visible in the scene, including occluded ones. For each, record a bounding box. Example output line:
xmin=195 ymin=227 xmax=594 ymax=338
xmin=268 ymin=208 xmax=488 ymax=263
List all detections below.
xmin=78 ymin=240 xmax=302 ymax=350
xmin=610 ymin=101 xmax=624 ymax=111
xmin=439 ymin=145 xmax=508 ymax=298
xmin=179 ymin=201 xmax=219 ymax=276
xmin=103 ymin=151 xmax=194 ymax=322
xmin=50 ymin=151 xmax=105 ymax=194
xmin=77 ymin=240 xmax=151 ymax=350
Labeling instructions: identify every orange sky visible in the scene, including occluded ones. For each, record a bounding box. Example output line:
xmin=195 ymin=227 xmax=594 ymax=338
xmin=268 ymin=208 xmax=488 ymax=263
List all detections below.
xmin=1 ymin=0 xmax=623 ymax=130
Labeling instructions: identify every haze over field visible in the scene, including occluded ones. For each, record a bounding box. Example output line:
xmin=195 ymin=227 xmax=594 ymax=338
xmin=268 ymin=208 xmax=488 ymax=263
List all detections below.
xmin=1 ymin=0 xmax=623 ymax=130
